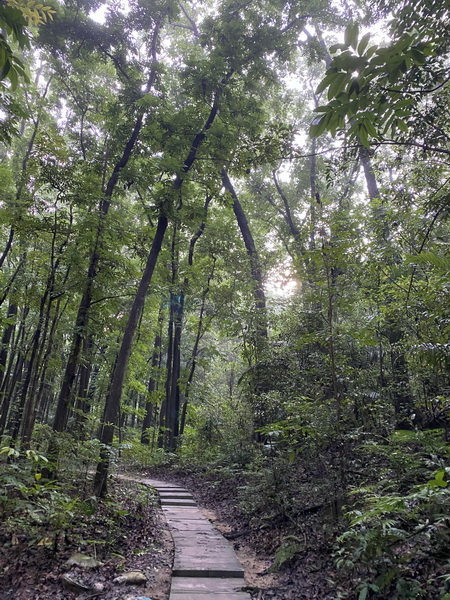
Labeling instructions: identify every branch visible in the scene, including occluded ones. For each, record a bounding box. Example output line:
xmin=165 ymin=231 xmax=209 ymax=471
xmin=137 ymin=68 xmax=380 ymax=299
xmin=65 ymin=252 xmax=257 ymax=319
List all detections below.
xmin=194 ymin=144 xmax=361 ymax=162
xmin=410 ymin=105 xmax=450 ymax=143
xmin=281 ymin=13 xmax=311 ymax=33
xmin=381 ymin=75 xmax=450 ymax=95
xmin=90 ymin=293 xmax=137 ymax=306
xmin=272 ymin=169 xmax=303 ymax=246
xmin=0 ymin=257 xmax=25 ymax=307
xmin=172 ymin=22 xmax=198 ymax=33
xmin=263 ymin=189 xmax=286 ymax=219
xmin=378 ymin=138 xmax=450 ymax=157
xmin=178 ymin=2 xmax=200 ymax=37
xmin=180 ymin=71 xmax=233 ymax=175
xmin=188 ymin=195 xmax=212 ymax=266
xmin=97 ymin=45 xmax=131 ymax=81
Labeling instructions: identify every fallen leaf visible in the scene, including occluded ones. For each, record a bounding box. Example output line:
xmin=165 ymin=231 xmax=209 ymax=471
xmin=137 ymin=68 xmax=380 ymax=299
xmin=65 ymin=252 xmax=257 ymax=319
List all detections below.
xmin=65 ymin=553 xmax=104 ymax=569
xmin=113 ymin=570 xmax=147 ymax=585
xmin=60 ymin=573 xmax=92 ymax=592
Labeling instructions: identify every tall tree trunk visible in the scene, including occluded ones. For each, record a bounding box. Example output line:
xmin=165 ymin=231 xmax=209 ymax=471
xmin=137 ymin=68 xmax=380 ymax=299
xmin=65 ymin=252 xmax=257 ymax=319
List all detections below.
xmin=359 ymin=147 xmax=380 ymax=201
xmin=164 ymin=196 xmax=211 ymax=449
xmin=159 ymin=294 xmax=175 ymax=446
xmin=161 ymin=224 xmax=180 ymax=448
xmin=221 ymin=170 xmax=268 ymax=348
xmin=179 ymin=257 xmax=215 ymax=436
xmin=52 ymin=242 xmax=98 ymax=433
xmin=93 ymin=84 xmax=226 ymax=496
xmin=177 ymin=197 xmax=213 ymax=437
xmin=16 ymin=281 xmax=53 ymax=447
xmin=52 ymin=27 xmax=162 ymax=435
xmin=21 ymin=221 xmax=71 ymax=447
xmin=141 ymin=312 xmax=163 ymax=444
xmin=22 ymin=264 xmax=62 ymax=448
xmin=94 ymin=213 xmax=168 ymax=495
xmin=0 ymin=306 xmax=29 ymax=437
xmin=34 ymin=298 xmax=64 ymax=427
xmin=8 ymin=359 xmax=29 ymax=442
xmin=0 ymin=302 xmax=17 ymax=398
xmin=167 ymin=292 xmax=183 ymax=450
xmin=73 ymin=335 xmax=94 ymax=438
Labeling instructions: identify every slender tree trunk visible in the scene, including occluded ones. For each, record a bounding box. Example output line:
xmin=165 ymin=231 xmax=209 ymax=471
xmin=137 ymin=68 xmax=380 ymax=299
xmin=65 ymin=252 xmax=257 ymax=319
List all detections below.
xmin=22 ymin=230 xmax=69 ymax=446
xmin=221 ymin=170 xmax=268 ymax=347
xmin=179 ymin=258 xmax=215 ymax=436
xmin=272 ymin=170 xmax=304 ymax=252
xmin=0 ymin=303 xmax=17 ymax=397
xmin=8 ymin=359 xmax=29 ymax=442
xmin=0 ymin=354 xmax=22 ymax=437
xmin=0 ymin=306 xmax=29 ymax=437
xmin=167 ymin=292 xmax=183 ymax=450
xmin=164 ymin=196 xmax=211 ymax=449
xmin=94 ymin=214 xmax=168 ymax=495
xmin=359 ymin=147 xmax=380 ymax=201
xmin=20 ymin=263 xmax=64 ymax=447
xmin=52 ymin=241 xmax=98 ymax=433
xmin=52 ymin=28 xmax=162 ymax=435
xmin=159 ymin=295 xmax=174 ymax=446
xmin=94 ymin=85 xmax=226 ymax=495
xmin=17 ymin=331 xmax=44 ymax=447
xmin=176 ymin=197 xmax=213 ymax=436
xmin=0 ymin=229 xmax=15 ymax=272
xmin=141 ymin=313 xmax=163 ymax=444
xmin=73 ymin=335 xmax=94 ymax=437
xmin=34 ymin=302 xmax=61 ymax=426
xmin=38 ymin=381 xmax=53 ymax=425
xmin=161 ymin=224 xmax=180 ymax=448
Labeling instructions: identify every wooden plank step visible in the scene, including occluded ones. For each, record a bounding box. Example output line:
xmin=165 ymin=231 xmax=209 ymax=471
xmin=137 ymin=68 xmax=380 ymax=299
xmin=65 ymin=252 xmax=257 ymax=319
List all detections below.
xmin=161 ymin=499 xmax=198 ymax=507
xmin=145 ymin=478 xmax=249 ymax=597
xmin=171 ymin=577 xmax=247 ymax=593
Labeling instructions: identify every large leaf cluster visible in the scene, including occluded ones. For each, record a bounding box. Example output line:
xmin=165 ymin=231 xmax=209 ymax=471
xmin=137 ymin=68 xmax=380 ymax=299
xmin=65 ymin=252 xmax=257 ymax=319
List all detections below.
xmin=310 ymin=23 xmax=438 ymax=147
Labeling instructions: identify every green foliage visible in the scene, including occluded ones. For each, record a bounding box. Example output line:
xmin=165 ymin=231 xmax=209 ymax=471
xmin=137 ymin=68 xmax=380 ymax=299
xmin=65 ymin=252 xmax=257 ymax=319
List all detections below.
xmin=0 ymin=445 xmax=88 ymax=547
xmin=334 ymin=431 xmax=450 ymax=598
xmin=0 ymin=0 xmax=57 ymax=141
xmin=269 ymin=536 xmax=305 ymax=572
xmin=6 ymin=0 xmax=56 ymax=26
xmin=120 ymin=436 xmax=177 ymax=469
xmin=309 ymin=0 xmax=450 ymax=155
xmin=310 ymin=22 xmax=438 ymax=146
xmin=0 ymin=3 xmax=29 ymax=86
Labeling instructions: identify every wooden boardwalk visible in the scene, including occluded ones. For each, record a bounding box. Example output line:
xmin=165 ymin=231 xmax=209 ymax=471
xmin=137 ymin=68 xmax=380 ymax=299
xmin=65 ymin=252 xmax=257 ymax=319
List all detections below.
xmin=144 ymin=479 xmax=251 ymax=600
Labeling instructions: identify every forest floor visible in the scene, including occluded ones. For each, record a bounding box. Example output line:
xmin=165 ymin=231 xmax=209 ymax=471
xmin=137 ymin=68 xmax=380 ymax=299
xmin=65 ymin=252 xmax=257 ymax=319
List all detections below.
xmin=0 ymin=479 xmax=173 ymax=600
xmin=0 ymin=469 xmax=342 ymax=600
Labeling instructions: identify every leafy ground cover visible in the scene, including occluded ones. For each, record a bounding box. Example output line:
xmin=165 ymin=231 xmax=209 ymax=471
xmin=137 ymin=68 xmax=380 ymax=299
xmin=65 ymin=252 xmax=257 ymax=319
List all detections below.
xmin=3 ymin=447 xmax=450 ymax=600
xmin=0 ymin=478 xmax=173 ymax=600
